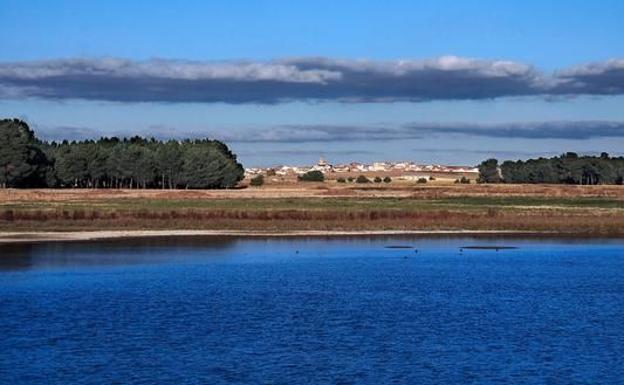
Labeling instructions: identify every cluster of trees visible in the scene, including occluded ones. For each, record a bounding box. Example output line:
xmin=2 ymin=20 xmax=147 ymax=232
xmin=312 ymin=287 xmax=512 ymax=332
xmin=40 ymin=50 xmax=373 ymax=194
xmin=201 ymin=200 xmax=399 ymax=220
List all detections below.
xmin=0 ymin=119 xmax=244 ymax=189
xmin=337 ymin=175 xmax=392 ymax=184
xmin=374 ymin=176 xmax=392 ymax=183
xmin=478 ymin=153 xmax=624 ymax=185
xmin=298 ymin=170 xmax=325 ymax=182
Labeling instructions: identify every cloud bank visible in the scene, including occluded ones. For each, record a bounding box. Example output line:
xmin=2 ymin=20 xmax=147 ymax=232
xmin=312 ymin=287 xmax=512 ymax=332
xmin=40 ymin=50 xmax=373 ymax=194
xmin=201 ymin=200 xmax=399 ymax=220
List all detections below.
xmin=1 ymin=56 xmax=622 ymax=103
xmin=231 ymin=121 xmax=624 ymax=142
xmin=37 ymin=121 xmax=624 ymax=143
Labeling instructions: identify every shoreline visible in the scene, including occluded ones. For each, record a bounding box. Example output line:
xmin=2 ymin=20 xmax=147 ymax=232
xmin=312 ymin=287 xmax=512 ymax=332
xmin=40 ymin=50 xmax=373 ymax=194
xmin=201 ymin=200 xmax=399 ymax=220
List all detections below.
xmin=0 ymin=229 xmax=616 ymax=244
xmin=2 ymin=186 xmax=623 ymax=241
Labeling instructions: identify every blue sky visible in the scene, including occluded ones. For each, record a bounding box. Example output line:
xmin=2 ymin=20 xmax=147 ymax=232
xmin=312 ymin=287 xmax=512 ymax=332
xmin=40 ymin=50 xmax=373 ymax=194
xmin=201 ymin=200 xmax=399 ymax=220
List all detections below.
xmin=1 ymin=0 xmax=623 ymax=166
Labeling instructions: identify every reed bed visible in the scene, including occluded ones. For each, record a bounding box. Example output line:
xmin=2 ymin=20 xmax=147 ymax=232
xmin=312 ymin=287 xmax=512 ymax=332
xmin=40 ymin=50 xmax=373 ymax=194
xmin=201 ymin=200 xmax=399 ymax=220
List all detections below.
xmin=1 ymin=206 xmax=623 ymax=235
xmin=1 ymin=185 xmax=622 ymax=235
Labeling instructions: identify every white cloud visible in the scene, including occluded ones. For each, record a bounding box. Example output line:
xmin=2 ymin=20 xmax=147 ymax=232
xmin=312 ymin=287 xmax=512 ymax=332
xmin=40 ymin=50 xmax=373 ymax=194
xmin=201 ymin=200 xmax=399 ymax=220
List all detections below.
xmin=0 ymin=56 xmax=622 ymax=103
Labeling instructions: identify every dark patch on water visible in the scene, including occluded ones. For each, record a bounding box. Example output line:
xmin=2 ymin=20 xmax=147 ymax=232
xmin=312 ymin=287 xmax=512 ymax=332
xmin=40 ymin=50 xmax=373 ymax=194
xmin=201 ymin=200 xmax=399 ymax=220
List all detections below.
xmin=460 ymin=245 xmax=518 ymax=250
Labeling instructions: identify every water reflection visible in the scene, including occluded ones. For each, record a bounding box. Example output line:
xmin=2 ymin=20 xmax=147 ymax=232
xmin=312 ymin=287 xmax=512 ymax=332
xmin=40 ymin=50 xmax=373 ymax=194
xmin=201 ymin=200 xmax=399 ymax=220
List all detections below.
xmin=0 ymin=243 xmax=38 ymax=270
xmin=0 ymin=236 xmax=240 ymax=271
xmin=2 ymin=235 xmax=623 ymax=273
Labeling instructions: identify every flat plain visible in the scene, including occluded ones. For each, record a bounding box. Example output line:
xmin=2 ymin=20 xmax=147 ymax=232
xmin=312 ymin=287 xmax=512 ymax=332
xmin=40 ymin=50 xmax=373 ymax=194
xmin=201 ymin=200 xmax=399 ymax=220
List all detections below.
xmin=1 ymin=183 xmax=623 ymax=236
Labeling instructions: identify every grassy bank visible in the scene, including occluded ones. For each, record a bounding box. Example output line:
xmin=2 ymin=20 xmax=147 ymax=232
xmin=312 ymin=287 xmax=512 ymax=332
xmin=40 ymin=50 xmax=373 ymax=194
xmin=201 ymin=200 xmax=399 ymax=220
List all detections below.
xmin=1 ymin=186 xmax=623 ymax=235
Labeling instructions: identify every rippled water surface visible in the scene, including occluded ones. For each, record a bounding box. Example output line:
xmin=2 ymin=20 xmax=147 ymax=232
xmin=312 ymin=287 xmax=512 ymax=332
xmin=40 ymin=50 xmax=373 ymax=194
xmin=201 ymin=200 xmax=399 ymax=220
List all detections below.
xmin=1 ymin=236 xmax=624 ymax=384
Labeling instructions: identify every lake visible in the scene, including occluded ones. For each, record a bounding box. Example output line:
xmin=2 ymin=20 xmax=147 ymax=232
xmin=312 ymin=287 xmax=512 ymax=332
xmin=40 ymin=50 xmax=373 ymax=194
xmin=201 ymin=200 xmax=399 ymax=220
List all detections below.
xmin=1 ymin=236 xmax=623 ymax=384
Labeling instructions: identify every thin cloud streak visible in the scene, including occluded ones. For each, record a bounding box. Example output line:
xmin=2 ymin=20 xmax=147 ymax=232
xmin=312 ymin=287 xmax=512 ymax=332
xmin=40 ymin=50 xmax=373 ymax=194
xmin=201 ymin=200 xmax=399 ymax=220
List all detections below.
xmin=405 ymin=121 xmax=624 ymax=140
xmin=227 ymin=121 xmax=624 ymax=143
xmin=0 ymin=56 xmax=622 ymax=103
xmin=36 ymin=120 xmax=624 ymax=143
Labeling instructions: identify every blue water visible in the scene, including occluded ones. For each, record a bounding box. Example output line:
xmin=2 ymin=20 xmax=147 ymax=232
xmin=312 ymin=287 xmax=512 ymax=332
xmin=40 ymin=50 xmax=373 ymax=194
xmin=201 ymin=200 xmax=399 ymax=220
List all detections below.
xmin=1 ymin=236 xmax=624 ymax=384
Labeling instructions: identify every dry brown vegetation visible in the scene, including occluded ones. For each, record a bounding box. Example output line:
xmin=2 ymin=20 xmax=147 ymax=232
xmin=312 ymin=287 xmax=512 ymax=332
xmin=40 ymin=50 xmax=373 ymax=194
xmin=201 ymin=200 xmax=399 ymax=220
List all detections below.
xmin=2 ymin=183 xmax=624 ymax=201
xmin=1 ymin=184 xmax=623 ymax=236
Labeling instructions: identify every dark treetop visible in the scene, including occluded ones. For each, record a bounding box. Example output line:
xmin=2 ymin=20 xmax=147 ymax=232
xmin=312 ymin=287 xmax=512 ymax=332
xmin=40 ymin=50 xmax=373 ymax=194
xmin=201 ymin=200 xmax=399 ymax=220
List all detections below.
xmin=478 ymin=153 xmax=624 ymax=185
xmin=0 ymin=119 xmax=244 ymax=189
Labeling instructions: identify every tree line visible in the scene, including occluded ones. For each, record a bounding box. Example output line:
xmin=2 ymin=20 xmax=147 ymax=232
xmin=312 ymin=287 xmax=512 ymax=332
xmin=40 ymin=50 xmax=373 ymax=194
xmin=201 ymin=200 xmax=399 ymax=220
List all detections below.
xmin=0 ymin=118 xmax=244 ymax=189
xmin=478 ymin=153 xmax=624 ymax=185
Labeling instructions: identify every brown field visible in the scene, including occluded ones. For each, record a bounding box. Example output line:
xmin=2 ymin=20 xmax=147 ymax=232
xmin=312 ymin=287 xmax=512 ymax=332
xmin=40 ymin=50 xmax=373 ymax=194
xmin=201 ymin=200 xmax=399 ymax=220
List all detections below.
xmin=1 ymin=183 xmax=623 ymax=236
xmin=258 ymin=170 xmax=479 ymax=186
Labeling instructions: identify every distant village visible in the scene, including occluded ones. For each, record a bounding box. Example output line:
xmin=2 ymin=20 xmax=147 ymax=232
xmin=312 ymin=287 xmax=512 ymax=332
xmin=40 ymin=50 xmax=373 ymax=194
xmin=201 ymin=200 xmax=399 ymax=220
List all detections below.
xmin=245 ymin=158 xmax=478 ymax=179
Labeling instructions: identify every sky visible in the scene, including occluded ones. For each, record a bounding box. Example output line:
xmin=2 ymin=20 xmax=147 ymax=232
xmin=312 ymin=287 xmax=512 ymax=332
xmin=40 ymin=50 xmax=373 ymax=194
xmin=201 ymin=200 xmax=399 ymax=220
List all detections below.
xmin=1 ymin=0 xmax=623 ymax=166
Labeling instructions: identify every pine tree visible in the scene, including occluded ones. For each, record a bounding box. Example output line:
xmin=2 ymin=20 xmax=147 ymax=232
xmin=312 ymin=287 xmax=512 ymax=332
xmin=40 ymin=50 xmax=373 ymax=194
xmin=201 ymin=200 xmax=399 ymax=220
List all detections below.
xmin=0 ymin=119 xmax=51 ymax=188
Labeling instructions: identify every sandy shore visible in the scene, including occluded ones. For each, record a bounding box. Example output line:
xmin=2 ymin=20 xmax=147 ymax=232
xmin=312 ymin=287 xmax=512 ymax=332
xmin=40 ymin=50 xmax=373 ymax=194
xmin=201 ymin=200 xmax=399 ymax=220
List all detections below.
xmin=0 ymin=229 xmax=551 ymax=244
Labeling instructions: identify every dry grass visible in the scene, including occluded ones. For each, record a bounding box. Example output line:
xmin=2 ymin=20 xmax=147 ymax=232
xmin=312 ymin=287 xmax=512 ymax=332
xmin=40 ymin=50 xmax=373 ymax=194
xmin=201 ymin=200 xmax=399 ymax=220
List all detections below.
xmin=2 ymin=183 xmax=623 ymax=203
xmin=1 ymin=210 xmax=623 ymax=235
xmin=1 ymin=185 xmax=623 ymax=235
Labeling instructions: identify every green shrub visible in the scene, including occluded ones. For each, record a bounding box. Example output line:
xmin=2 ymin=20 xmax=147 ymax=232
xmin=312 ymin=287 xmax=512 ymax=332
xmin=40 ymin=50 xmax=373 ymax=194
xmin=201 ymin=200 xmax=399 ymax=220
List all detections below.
xmin=249 ymin=175 xmax=264 ymax=186
xmin=347 ymin=177 xmax=355 ymax=182
xmin=298 ymin=170 xmax=325 ymax=182
xmin=356 ymin=175 xmax=370 ymax=184
xmin=455 ymin=176 xmax=471 ymax=184
xmin=374 ymin=176 xmax=382 ymax=183
xmin=383 ymin=176 xmax=392 ymax=183
xmin=336 ymin=177 xmax=346 ymax=183
xmin=417 ymin=177 xmax=428 ymax=184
